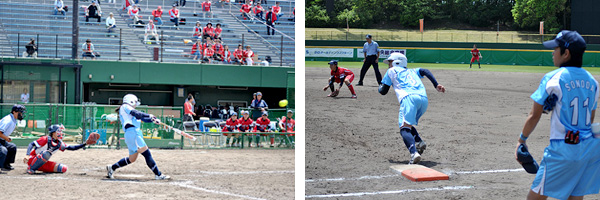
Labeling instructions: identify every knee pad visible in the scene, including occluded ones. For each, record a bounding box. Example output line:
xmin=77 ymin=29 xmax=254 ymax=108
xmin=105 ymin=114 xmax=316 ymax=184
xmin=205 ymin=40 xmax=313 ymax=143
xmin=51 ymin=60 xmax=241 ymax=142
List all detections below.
xmin=56 ymin=164 xmax=67 ymax=173
xmin=346 ymin=82 xmax=351 ymax=86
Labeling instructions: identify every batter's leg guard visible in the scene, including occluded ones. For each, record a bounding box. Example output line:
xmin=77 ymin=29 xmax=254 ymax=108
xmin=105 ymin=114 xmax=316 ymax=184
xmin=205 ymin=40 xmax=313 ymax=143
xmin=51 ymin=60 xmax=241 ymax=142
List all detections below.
xmin=28 ymin=151 xmax=52 ymax=173
xmin=347 ymin=83 xmax=356 ymax=95
xmin=111 ymin=157 xmax=131 ymax=171
xmin=141 ymin=149 xmax=161 ymax=176
xmin=55 ymin=163 xmax=67 ymax=173
xmin=410 ymin=127 xmax=422 ymax=143
xmin=400 ymin=127 xmax=417 ymax=154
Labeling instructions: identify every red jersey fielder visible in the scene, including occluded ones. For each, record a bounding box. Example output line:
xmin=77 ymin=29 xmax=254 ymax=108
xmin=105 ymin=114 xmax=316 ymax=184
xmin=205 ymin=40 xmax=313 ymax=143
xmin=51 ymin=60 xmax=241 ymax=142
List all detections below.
xmin=323 ymin=60 xmax=357 ymax=98
xmin=25 ymin=125 xmax=88 ymax=174
xmin=470 ymin=44 xmax=482 ymax=69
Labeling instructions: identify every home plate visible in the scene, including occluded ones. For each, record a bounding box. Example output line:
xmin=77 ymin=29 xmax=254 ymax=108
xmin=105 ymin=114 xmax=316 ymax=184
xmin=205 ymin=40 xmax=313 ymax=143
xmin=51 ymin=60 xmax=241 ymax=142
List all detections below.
xmin=390 ymin=164 xmax=449 ymax=182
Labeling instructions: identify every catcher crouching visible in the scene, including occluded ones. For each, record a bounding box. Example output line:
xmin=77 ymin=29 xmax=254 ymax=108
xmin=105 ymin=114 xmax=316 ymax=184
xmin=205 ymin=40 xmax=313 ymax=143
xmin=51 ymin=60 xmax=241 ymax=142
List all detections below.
xmin=23 ymin=124 xmax=98 ymax=174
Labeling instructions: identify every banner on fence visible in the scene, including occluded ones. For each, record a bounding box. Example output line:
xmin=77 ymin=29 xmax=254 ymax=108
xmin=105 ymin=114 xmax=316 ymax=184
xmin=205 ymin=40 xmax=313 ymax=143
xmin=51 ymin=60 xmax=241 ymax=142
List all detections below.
xmin=305 ymin=48 xmax=354 ymax=58
xmin=357 ymin=49 xmax=406 ymax=58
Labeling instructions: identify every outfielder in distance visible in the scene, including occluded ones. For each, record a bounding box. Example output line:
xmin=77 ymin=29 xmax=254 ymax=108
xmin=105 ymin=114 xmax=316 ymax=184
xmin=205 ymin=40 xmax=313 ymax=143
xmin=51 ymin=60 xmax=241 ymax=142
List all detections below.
xmin=515 ymin=30 xmax=600 ymax=200
xmin=24 ymin=124 xmax=97 ymax=174
xmin=470 ymin=44 xmax=482 ymax=69
xmin=323 ymin=60 xmax=357 ymax=98
xmin=106 ymin=94 xmax=170 ymax=180
xmin=379 ymin=53 xmax=445 ymax=164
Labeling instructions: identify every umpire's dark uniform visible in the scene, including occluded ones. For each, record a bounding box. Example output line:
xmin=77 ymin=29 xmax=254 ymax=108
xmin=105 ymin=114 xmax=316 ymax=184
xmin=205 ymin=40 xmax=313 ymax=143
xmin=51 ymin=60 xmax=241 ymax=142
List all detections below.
xmin=358 ymin=34 xmax=382 ymax=85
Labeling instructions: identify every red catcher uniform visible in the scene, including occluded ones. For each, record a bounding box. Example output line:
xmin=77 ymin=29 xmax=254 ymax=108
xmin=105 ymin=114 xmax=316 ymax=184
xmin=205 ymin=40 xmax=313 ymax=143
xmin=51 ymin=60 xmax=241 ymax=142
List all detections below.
xmin=201 ymin=1 xmax=211 ymax=11
xmin=331 ymin=67 xmax=355 ymax=83
xmin=470 ymin=48 xmax=480 ymax=63
xmin=280 ymin=116 xmax=295 ymax=135
xmin=254 ymin=117 xmax=271 ymax=135
xmin=27 ymin=136 xmax=69 ymax=173
xmin=222 ymin=118 xmax=239 ymax=136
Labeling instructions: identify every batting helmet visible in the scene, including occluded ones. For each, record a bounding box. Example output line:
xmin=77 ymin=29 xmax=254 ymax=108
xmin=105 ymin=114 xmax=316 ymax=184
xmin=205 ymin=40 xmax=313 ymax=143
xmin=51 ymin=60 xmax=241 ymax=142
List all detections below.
xmin=123 ymin=94 xmax=140 ymax=107
xmin=384 ymin=53 xmax=408 ymax=68
xmin=12 ymin=104 xmax=26 ymax=113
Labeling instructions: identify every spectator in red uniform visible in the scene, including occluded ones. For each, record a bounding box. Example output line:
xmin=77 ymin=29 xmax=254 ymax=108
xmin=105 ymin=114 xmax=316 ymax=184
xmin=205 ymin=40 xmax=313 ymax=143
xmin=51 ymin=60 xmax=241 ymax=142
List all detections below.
xmin=215 ymin=23 xmax=223 ymax=40
xmin=193 ymin=21 xmax=202 ymax=39
xmin=265 ymin=7 xmax=277 ymax=35
xmin=240 ymin=1 xmax=251 ymax=20
xmin=243 ymin=45 xmax=254 ymax=66
xmin=203 ymin=44 xmax=215 ymax=63
xmin=253 ymin=2 xmax=265 ymax=20
xmin=152 ymin=6 xmax=163 ymax=25
xmin=203 ymin=23 xmax=215 ymax=40
xmin=169 ymin=5 xmax=180 ymax=29
xmin=201 ymin=0 xmax=212 ymax=18
xmin=323 ymin=60 xmax=357 ymax=98
xmin=233 ymin=44 xmax=244 ymax=64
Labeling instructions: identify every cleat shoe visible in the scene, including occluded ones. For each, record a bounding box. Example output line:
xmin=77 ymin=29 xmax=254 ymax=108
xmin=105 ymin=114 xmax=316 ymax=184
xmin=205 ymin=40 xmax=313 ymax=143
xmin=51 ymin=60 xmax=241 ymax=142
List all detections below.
xmin=356 ymin=82 xmax=363 ymax=86
xmin=409 ymin=152 xmax=421 ymax=164
xmin=416 ymin=141 xmax=427 ymax=155
xmin=27 ymin=169 xmax=35 ymax=174
xmin=351 ymin=94 xmax=357 ymax=99
xmin=156 ymin=174 xmax=171 ymax=180
xmin=106 ymin=165 xmax=114 ymax=179
xmin=4 ymin=164 xmax=14 ymax=170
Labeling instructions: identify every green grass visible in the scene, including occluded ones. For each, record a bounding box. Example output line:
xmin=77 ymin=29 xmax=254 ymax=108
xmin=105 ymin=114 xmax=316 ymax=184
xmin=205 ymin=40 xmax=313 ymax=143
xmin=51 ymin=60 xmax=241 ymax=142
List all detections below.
xmin=305 ymin=61 xmax=600 ymax=75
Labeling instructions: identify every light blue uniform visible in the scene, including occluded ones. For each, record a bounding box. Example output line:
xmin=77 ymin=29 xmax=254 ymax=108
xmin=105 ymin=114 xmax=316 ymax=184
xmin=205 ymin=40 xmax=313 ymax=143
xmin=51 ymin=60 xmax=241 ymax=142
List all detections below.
xmin=0 ymin=114 xmax=17 ymax=137
xmin=381 ymin=67 xmax=428 ymax=127
xmin=119 ymin=104 xmax=148 ymax=155
xmin=530 ymin=67 xmax=600 ymax=199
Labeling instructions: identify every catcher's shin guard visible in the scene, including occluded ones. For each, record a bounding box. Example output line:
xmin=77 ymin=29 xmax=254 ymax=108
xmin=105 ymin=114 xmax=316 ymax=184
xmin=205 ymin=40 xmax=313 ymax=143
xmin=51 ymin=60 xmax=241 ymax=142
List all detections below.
xmin=400 ymin=127 xmax=417 ymax=154
xmin=29 ymin=151 xmax=52 ymax=172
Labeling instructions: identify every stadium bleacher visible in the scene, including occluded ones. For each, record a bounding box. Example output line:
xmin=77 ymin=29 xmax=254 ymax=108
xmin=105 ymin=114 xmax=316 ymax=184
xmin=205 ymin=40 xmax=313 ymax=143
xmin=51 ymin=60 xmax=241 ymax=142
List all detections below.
xmin=0 ymin=0 xmax=294 ymax=66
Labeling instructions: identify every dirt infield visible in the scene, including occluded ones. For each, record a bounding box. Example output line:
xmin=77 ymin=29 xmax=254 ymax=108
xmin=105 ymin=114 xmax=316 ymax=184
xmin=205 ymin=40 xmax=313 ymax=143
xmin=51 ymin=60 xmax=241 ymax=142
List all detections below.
xmin=0 ymin=148 xmax=294 ymax=200
xmin=305 ymin=66 xmax=600 ymax=199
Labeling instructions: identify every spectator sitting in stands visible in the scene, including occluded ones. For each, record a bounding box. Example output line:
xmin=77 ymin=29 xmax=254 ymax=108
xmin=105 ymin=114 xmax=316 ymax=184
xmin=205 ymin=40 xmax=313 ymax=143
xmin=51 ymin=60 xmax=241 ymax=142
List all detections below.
xmin=86 ymin=1 xmax=102 ymax=23
xmin=193 ymin=21 xmax=202 ymax=40
xmin=203 ymin=104 xmax=212 ymax=117
xmin=214 ymin=24 xmax=223 ymax=40
xmin=81 ymin=39 xmax=96 ymax=60
xmin=258 ymin=57 xmax=269 ymax=66
xmin=152 ymin=6 xmax=164 ymax=26
xmin=233 ymin=44 xmax=244 ymax=65
xmin=144 ymin=20 xmax=160 ymax=43
xmin=128 ymin=4 xmax=144 ymax=24
xmin=203 ymin=23 xmax=215 ymax=40
xmin=243 ymin=45 xmax=254 ymax=66
xmin=253 ymin=2 xmax=265 ymax=21
xmin=169 ymin=5 xmax=180 ymax=30
xmin=222 ymin=45 xmax=232 ymax=64
xmin=203 ymin=44 xmax=215 ymax=64
xmin=213 ymin=39 xmax=223 ymax=55
xmin=23 ymin=39 xmax=37 ymax=58
xmin=54 ymin=0 xmax=67 ymax=18
xmin=191 ymin=40 xmax=202 ymax=61
xmin=106 ymin=13 xmax=117 ymax=34
xmin=201 ymin=0 xmax=212 ymax=18
xmin=272 ymin=1 xmax=283 ymax=19
xmin=240 ymin=1 xmax=251 ymax=20
xmin=122 ymin=0 xmax=133 ymax=11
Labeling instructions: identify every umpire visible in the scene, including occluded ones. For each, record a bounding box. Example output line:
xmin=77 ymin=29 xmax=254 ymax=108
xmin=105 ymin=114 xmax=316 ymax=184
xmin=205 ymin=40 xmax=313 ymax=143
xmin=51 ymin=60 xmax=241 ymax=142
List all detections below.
xmin=0 ymin=105 xmax=25 ymax=171
xmin=357 ymin=34 xmax=382 ymax=86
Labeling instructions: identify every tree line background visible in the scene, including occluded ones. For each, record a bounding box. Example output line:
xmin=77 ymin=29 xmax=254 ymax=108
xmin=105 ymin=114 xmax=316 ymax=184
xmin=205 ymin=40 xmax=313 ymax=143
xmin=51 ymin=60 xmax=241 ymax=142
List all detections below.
xmin=306 ymin=0 xmax=571 ymax=33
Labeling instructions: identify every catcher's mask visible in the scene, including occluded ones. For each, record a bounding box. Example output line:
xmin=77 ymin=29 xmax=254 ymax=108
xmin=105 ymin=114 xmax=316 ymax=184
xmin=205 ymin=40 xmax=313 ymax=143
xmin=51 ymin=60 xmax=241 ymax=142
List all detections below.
xmin=48 ymin=124 xmax=65 ymax=140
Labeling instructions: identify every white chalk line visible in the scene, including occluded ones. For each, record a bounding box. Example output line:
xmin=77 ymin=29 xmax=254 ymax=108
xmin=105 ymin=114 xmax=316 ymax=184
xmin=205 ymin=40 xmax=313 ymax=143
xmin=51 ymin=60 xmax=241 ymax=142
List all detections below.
xmin=306 ymin=168 xmax=525 ymax=183
xmin=0 ymin=175 xmax=265 ymax=200
xmin=305 ymin=186 xmax=474 ymax=198
xmin=191 ymin=170 xmax=295 ymax=175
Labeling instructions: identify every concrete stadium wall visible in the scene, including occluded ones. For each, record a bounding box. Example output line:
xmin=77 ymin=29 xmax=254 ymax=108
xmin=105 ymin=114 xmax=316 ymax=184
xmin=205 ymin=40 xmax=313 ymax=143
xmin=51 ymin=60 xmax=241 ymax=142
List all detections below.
xmin=305 ymin=40 xmax=600 ymax=67
xmin=1 ymin=58 xmax=294 ymax=105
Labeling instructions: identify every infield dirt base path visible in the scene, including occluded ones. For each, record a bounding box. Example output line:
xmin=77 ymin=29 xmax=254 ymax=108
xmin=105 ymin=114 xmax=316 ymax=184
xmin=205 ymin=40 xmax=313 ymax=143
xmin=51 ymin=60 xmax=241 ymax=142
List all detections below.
xmin=305 ymin=66 xmax=600 ymax=199
xmin=1 ymin=149 xmax=294 ymax=200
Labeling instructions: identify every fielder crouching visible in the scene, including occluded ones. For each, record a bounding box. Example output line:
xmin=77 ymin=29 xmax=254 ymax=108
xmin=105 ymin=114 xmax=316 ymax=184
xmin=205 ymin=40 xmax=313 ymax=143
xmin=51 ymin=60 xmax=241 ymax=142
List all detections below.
xmin=24 ymin=124 xmax=90 ymax=174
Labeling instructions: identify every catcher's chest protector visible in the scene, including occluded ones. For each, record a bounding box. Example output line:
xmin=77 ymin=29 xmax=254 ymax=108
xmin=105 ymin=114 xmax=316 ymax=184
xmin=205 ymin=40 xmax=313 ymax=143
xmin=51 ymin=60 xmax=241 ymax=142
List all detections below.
xmin=42 ymin=137 xmax=66 ymax=154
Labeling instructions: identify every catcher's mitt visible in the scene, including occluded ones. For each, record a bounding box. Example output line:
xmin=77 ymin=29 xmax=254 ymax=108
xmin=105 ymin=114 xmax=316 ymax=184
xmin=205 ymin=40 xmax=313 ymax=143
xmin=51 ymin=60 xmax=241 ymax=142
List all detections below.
xmin=328 ymin=90 xmax=339 ymax=97
xmin=86 ymin=132 xmax=100 ymax=145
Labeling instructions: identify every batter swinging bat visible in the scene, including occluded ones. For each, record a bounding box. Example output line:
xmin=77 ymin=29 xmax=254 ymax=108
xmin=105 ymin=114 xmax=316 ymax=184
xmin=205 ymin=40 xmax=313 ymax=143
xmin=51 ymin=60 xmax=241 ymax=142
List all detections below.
xmin=159 ymin=122 xmax=197 ymax=141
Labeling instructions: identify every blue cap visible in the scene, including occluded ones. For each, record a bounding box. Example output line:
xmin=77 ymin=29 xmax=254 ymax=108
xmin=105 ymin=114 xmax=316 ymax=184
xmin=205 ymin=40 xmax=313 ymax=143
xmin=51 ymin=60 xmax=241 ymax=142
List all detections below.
xmin=256 ymin=92 xmax=263 ymax=96
xmin=366 ymin=34 xmax=372 ymax=39
xmin=231 ymin=112 xmax=237 ymax=116
xmin=543 ymin=30 xmax=587 ymax=53
xmin=262 ymin=111 xmax=269 ymax=116
xmin=516 ymin=144 xmax=539 ymax=174
xmin=328 ymin=60 xmax=338 ymax=65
